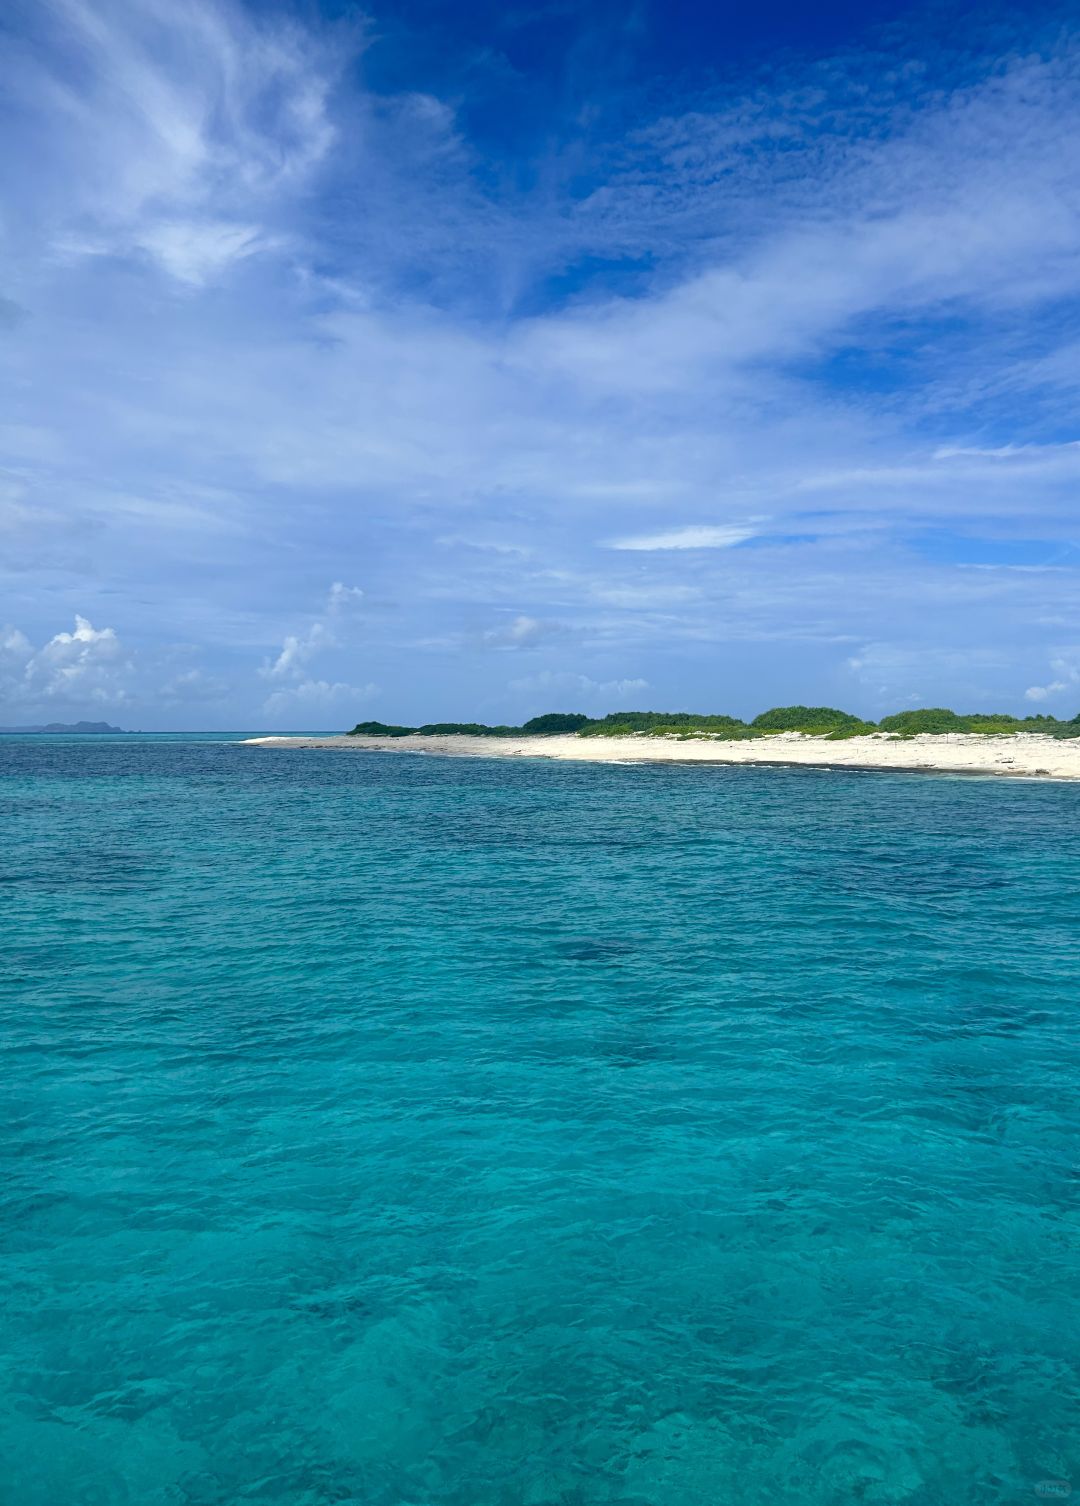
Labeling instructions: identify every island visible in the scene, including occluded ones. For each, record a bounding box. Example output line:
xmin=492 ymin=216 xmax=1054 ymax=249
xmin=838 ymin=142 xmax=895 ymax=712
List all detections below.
xmin=243 ymin=705 xmax=1080 ymax=779
xmin=0 ymin=721 xmax=128 ymax=734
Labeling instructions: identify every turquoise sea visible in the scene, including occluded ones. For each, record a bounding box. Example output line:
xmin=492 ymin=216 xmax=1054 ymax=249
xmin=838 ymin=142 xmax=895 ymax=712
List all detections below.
xmin=3 ymin=734 xmax=1078 ymax=1505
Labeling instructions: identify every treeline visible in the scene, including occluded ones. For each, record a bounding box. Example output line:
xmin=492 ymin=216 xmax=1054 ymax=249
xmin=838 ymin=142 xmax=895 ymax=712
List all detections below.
xmin=349 ymin=714 xmax=590 ymax=738
xmin=349 ymin=706 xmax=1080 ymax=740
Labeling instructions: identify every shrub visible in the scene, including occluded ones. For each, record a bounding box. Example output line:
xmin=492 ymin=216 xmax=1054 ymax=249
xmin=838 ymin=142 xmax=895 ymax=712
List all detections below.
xmin=522 ymin=713 xmax=591 ymax=733
xmin=350 ymin=705 xmax=1070 ymax=742
xmin=348 ymin=721 xmax=416 ymax=737
xmin=878 ymin=708 xmax=965 ymax=735
xmin=580 ymin=711 xmax=746 ymax=736
xmin=418 ymin=722 xmax=491 ymax=735
xmin=825 ymin=726 xmax=877 ymax=740
xmin=751 ymin=705 xmax=867 ymax=733
xmin=417 ymin=723 xmax=525 ymax=736
xmin=877 ymin=709 xmax=1059 ymax=736
xmin=964 ymin=713 xmax=1026 ymax=732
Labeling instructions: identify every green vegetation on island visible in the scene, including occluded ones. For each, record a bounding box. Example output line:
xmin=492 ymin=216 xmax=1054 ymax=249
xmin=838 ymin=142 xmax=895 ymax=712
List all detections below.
xmin=350 ymin=718 xmax=540 ymax=737
xmin=349 ymin=706 xmax=1080 ymax=739
xmin=750 ymin=705 xmax=875 ymax=735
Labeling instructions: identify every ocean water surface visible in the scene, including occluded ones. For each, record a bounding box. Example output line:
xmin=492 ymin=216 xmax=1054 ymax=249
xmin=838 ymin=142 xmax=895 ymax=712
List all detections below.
xmin=2 ymin=735 xmax=1078 ymax=1505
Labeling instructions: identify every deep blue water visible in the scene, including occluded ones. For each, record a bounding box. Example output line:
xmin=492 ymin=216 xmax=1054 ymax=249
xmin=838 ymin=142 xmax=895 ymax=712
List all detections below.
xmin=2 ymin=736 xmax=1079 ymax=1505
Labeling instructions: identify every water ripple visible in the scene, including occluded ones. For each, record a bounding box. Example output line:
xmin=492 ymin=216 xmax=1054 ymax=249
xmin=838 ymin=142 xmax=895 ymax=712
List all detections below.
xmin=2 ymin=738 xmax=1079 ymax=1504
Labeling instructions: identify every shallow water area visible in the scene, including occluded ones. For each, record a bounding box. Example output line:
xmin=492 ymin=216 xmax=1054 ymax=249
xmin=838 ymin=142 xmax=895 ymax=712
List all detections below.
xmin=2 ymin=734 xmax=1079 ymax=1504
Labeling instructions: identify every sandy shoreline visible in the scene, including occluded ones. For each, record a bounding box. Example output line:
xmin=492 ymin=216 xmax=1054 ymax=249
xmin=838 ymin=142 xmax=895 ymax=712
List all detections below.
xmin=241 ymin=731 xmax=1080 ymax=780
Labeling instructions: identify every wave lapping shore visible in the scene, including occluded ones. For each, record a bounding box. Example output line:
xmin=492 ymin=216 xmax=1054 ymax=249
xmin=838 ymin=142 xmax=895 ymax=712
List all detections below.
xmin=243 ymin=731 xmax=1080 ymax=779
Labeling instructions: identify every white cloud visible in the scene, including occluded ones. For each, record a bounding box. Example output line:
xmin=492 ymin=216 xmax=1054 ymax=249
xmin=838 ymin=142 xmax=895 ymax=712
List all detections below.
xmin=135 ymin=220 xmax=272 ymax=287
xmin=845 ymin=642 xmax=1018 ymax=708
xmin=6 ymin=14 xmax=1080 ymax=722
xmin=159 ymin=667 xmax=229 ymax=702
xmin=959 ymin=564 xmax=1066 ymax=574
xmin=589 ymin=583 xmax=703 ymax=608
xmin=1024 ymin=652 xmax=1080 ymax=703
xmin=510 ymin=670 xmax=649 ymax=701
xmin=327 ymin=581 xmax=364 ymax=612
xmin=12 ymin=0 xmax=341 ymax=285
xmin=934 ymin=441 xmax=1080 ymax=461
xmin=482 ymin=615 xmax=563 ymax=649
xmin=260 ymin=582 xmax=364 ymax=683
xmin=513 ymin=56 xmax=1080 ymax=401
xmin=262 ymin=678 xmax=378 ymax=720
xmin=261 ymin=623 xmax=334 ymax=679
xmin=1 ymin=626 xmax=33 ymax=661
xmin=435 ymin=536 xmax=531 ymax=558
xmin=29 ymin=615 xmax=130 ymax=702
xmin=605 ymin=525 xmax=759 ymax=551
xmin=0 ymin=615 xmax=134 ymax=707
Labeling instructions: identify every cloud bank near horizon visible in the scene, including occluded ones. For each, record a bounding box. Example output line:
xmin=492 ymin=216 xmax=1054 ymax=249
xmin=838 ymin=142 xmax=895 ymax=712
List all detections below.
xmin=4 ymin=0 xmax=1080 ymax=726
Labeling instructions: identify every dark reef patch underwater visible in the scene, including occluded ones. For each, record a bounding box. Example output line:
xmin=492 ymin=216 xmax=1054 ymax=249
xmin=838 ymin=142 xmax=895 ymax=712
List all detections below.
xmin=2 ymin=734 xmax=1079 ymax=1505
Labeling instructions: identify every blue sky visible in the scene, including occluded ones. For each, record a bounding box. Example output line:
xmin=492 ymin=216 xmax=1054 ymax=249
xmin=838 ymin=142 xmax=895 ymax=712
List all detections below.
xmin=3 ymin=0 xmax=1080 ymax=728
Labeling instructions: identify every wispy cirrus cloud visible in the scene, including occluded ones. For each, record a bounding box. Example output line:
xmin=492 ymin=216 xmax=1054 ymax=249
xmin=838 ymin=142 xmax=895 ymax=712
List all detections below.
xmin=4 ymin=2 xmax=1080 ymax=723
xmin=4 ymin=0 xmax=341 ymax=284
xmin=509 ymin=670 xmax=649 ymax=703
xmin=605 ymin=525 xmax=760 ymax=551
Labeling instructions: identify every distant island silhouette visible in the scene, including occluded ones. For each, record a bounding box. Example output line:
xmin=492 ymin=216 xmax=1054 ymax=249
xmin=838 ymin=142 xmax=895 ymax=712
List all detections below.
xmin=0 ymin=721 xmax=128 ymax=734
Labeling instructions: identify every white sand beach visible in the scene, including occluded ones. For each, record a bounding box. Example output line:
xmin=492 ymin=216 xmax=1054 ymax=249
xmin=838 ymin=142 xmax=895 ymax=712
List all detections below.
xmin=243 ymin=731 xmax=1080 ymax=779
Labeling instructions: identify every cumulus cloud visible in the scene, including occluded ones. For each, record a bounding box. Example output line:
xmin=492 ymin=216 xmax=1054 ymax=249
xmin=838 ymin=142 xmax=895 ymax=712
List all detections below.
xmin=1025 ymin=653 xmax=1080 ymax=703
xmin=327 ymin=582 xmax=364 ymax=613
xmin=1 ymin=626 xmax=33 ymax=661
xmin=255 ymin=584 xmax=373 ymax=722
xmin=0 ymin=615 xmax=133 ymax=707
xmin=261 ymin=623 xmax=334 ymax=679
xmin=261 ymin=583 xmax=365 ymax=681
